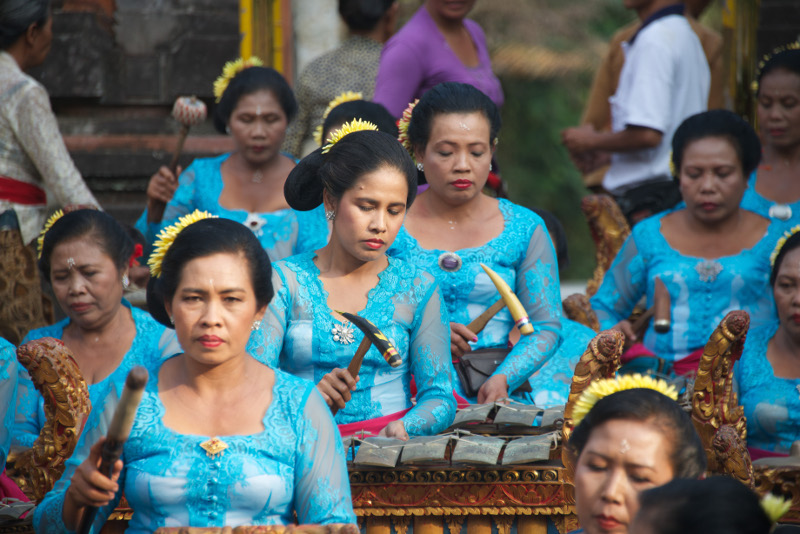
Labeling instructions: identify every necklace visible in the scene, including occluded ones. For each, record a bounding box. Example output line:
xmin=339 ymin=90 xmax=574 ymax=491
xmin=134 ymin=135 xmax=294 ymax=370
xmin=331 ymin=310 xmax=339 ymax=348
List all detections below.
xmin=252 ymin=170 xmax=263 ymax=183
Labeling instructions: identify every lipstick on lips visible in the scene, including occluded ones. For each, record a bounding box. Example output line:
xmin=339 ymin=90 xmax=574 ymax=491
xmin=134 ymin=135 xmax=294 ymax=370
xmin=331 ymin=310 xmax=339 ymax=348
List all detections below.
xmin=198 ymin=335 xmax=223 ymax=348
xmin=70 ymin=302 xmax=92 ymax=313
xmin=364 ymin=239 xmax=384 ymax=250
xmin=452 ymin=179 xmax=472 ymax=190
xmin=595 ymin=515 xmax=623 ymax=531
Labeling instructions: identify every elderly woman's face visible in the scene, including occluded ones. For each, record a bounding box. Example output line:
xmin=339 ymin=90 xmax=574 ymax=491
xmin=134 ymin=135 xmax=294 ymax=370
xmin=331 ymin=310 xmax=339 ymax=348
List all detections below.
xmin=678 ymin=136 xmax=746 ymax=225
xmin=50 ymin=236 xmax=125 ymax=331
xmin=166 ymin=252 xmax=264 ymax=367
xmin=227 ymin=89 xmax=288 ymax=166
xmin=574 ymin=419 xmax=674 ymax=534
xmin=774 ymin=247 xmax=800 ymax=339
xmin=757 ymin=67 xmax=800 ymax=151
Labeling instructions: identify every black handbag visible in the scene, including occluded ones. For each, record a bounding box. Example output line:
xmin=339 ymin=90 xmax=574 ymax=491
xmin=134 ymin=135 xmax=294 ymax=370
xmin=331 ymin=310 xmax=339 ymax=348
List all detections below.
xmin=453 ymin=348 xmax=532 ymax=398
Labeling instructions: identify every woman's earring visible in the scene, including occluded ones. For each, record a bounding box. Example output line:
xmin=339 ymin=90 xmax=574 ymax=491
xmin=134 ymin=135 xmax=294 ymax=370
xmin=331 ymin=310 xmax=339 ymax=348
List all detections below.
xmin=489 ymin=163 xmax=493 ymax=172
xmin=225 ymin=125 xmax=231 ymax=134
xmin=325 ymin=209 xmax=336 ymax=221
xmin=122 ymin=274 xmax=130 ymax=289
xmin=251 ymin=320 xmax=262 ymax=332
xmin=416 ymin=162 xmax=424 ymax=172
xmin=169 ymin=315 xmax=175 ymax=326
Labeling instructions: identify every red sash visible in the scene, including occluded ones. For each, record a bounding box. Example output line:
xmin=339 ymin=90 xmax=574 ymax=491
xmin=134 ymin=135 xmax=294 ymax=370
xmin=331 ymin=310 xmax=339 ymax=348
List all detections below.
xmin=0 ymin=176 xmax=46 ymax=205
xmin=337 ymin=408 xmax=411 ymax=438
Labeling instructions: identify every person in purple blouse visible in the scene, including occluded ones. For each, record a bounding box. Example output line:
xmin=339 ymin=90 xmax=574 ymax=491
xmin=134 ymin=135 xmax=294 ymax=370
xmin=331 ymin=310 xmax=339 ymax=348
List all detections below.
xmin=372 ymin=0 xmax=503 ymax=119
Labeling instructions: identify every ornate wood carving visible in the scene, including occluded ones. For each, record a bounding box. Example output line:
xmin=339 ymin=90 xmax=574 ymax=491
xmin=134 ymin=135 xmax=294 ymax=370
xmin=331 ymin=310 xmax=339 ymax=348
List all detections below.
xmin=561 ymin=294 xmax=600 ymax=333
xmin=7 ymin=338 xmax=91 ymax=501
xmin=690 ymin=310 xmax=753 ymax=487
xmin=580 ymin=195 xmax=630 ymax=298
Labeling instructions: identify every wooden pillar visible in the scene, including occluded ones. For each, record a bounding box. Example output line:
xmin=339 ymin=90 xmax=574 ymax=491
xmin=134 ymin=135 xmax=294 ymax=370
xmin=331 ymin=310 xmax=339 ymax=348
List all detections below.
xmin=365 ymin=516 xmax=392 ymax=534
xmin=518 ymin=516 xmax=548 ymax=534
xmin=415 ymin=517 xmax=444 ymax=534
xmin=467 ymin=516 xmax=492 ymax=534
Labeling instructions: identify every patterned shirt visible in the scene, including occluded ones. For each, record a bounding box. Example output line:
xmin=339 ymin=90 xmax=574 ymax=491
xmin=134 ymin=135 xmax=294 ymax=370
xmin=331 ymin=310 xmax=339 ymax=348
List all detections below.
xmin=0 ymin=51 xmax=98 ymax=244
xmin=282 ymin=36 xmax=382 ymax=157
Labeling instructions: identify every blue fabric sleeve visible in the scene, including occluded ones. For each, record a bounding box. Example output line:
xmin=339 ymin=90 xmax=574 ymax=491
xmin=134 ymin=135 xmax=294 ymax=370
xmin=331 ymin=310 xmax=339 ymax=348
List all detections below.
xmin=251 ymin=266 xmax=291 ymax=367
xmin=495 ymin=224 xmax=563 ymax=392
xmin=402 ymin=281 xmax=456 ymax=436
xmin=590 ymin=233 xmax=646 ymax=331
xmin=293 ymin=387 xmax=356 ymax=524
xmin=0 ymin=339 xmax=18 ymax=467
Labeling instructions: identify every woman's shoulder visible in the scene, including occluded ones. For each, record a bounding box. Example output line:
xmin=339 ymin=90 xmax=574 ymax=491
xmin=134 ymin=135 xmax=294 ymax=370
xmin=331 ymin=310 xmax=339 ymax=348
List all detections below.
xmin=383 ymin=6 xmax=435 ymax=51
xmin=269 ymin=368 xmax=317 ymax=414
xmin=387 ymin=255 xmax=437 ymax=287
xmin=183 ymin=153 xmax=230 ymax=178
xmin=22 ymin=319 xmax=68 ymax=343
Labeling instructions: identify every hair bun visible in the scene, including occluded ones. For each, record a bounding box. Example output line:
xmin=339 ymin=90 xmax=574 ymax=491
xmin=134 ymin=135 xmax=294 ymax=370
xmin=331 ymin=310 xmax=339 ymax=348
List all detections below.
xmin=284 ymin=149 xmax=325 ymax=211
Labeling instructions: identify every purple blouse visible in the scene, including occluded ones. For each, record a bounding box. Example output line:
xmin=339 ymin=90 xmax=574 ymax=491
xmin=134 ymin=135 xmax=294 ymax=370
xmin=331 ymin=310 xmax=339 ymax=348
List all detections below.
xmin=373 ymin=6 xmax=504 ymax=117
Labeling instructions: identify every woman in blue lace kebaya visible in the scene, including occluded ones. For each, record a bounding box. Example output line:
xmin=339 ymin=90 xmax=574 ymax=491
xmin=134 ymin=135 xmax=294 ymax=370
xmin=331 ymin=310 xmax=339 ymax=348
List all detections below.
xmin=35 ymin=216 xmax=355 ymax=532
xmin=252 ymin=124 xmax=455 ymax=439
xmin=592 ymin=110 xmax=782 ymax=375
xmin=737 ymin=228 xmax=800 ymax=456
xmin=740 ymin=47 xmax=800 ymax=225
xmin=14 ymin=210 xmax=179 ymax=458
xmin=388 ymin=82 xmax=564 ymax=405
xmin=0 ymin=337 xmax=17 ymax=471
xmin=136 ymin=61 xmax=327 ymax=261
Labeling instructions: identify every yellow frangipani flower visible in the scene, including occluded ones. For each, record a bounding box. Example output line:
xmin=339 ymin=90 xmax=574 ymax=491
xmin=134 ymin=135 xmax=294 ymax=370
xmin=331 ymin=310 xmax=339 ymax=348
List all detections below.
xmin=313 ymin=91 xmax=364 ymax=146
xmin=571 ymin=374 xmax=678 ymax=427
xmin=396 ymin=99 xmax=419 ymax=161
xmin=761 ymin=493 xmax=791 ymax=524
xmin=771 ymin=225 xmax=800 ymax=267
xmin=37 ymin=209 xmax=64 ymax=259
xmin=321 ymin=119 xmax=379 ymax=154
xmin=213 ymin=57 xmax=264 ymax=102
xmin=148 ymin=210 xmax=217 ymax=278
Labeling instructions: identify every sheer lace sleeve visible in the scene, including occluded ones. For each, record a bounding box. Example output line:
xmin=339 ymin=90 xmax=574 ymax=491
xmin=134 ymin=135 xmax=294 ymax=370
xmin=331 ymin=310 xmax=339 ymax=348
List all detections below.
xmin=136 ymin=164 xmax=200 ymax=246
xmin=495 ymin=224 xmax=562 ymax=392
xmin=403 ymin=280 xmax=456 ymax=436
xmin=590 ymin=234 xmax=646 ymax=331
xmin=33 ymin=435 xmax=126 ymax=534
xmin=293 ymin=387 xmax=356 ymax=524
xmin=0 ymin=339 xmax=18 ymax=467
xmin=12 ymin=358 xmax=42 ymax=450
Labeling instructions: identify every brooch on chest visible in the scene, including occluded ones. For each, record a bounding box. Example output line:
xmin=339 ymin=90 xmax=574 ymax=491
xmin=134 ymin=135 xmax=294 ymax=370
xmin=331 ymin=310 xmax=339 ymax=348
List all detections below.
xmin=332 ymin=321 xmax=355 ymax=344
xmin=769 ymin=204 xmax=792 ymax=221
xmin=438 ymin=252 xmax=462 ymax=272
xmin=200 ymin=437 xmax=228 ymax=458
xmin=695 ymin=260 xmax=723 ymax=283
xmin=243 ymin=213 xmax=266 ymax=235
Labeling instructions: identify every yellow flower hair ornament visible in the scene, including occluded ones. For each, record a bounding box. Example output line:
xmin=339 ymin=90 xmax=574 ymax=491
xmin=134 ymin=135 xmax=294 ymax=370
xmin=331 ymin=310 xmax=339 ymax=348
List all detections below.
xmin=761 ymin=493 xmax=791 ymax=524
xmin=770 ymin=225 xmax=800 ymax=267
xmin=213 ymin=57 xmax=264 ymax=102
xmin=668 ymin=150 xmax=677 ymax=177
xmin=321 ymin=119 xmax=379 ymax=154
xmin=37 ymin=209 xmax=65 ymax=259
xmin=148 ymin=210 xmax=217 ymax=278
xmin=752 ymin=41 xmax=800 ymax=94
xmin=571 ymin=373 xmax=679 ymax=427
xmin=397 ymin=99 xmax=419 ymax=161
xmin=313 ymin=91 xmax=364 ymax=146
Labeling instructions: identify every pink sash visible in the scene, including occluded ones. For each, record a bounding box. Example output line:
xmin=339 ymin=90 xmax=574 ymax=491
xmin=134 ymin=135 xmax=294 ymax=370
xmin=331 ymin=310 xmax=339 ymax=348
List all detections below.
xmin=337 ymin=408 xmax=411 ymax=438
xmin=0 ymin=469 xmax=28 ymax=502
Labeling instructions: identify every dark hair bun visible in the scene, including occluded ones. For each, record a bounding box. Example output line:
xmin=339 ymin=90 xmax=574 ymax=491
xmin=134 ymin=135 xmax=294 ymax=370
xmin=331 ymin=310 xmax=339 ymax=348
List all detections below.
xmin=284 ymin=149 xmax=326 ymax=211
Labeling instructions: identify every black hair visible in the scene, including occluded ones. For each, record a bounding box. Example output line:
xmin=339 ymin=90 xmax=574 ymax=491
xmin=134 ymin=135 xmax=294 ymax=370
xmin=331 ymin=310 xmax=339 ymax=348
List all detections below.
xmin=284 ymin=129 xmax=417 ymax=211
xmin=322 ymin=100 xmax=398 ymax=143
xmin=39 ymin=209 xmax=134 ymax=280
xmin=771 ymin=231 xmax=800 ymax=286
xmin=757 ymin=48 xmax=800 ymax=94
xmin=532 ymin=208 xmax=569 ymax=272
xmin=338 ymin=0 xmax=395 ymax=32
xmin=146 ymin=218 xmax=273 ymax=328
xmin=213 ymin=66 xmax=297 ymax=133
xmin=636 ymin=477 xmax=772 ymax=534
xmin=0 ymin=0 xmax=49 ymax=49
xmin=671 ymin=109 xmax=761 ymax=180
xmin=569 ymin=388 xmax=707 ymax=479
xmin=407 ymin=82 xmax=502 ymax=153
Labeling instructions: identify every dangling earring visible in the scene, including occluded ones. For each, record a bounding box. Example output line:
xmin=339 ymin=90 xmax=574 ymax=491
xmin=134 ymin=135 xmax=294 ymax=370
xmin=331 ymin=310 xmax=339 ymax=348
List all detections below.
xmin=122 ymin=274 xmax=130 ymax=289
xmin=489 ymin=163 xmax=493 ymax=172
xmin=225 ymin=125 xmax=231 ymax=134
xmin=325 ymin=209 xmax=336 ymax=221
xmin=251 ymin=319 xmax=262 ymax=332
xmin=416 ymin=162 xmax=424 ymax=172
xmin=169 ymin=315 xmax=175 ymax=326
